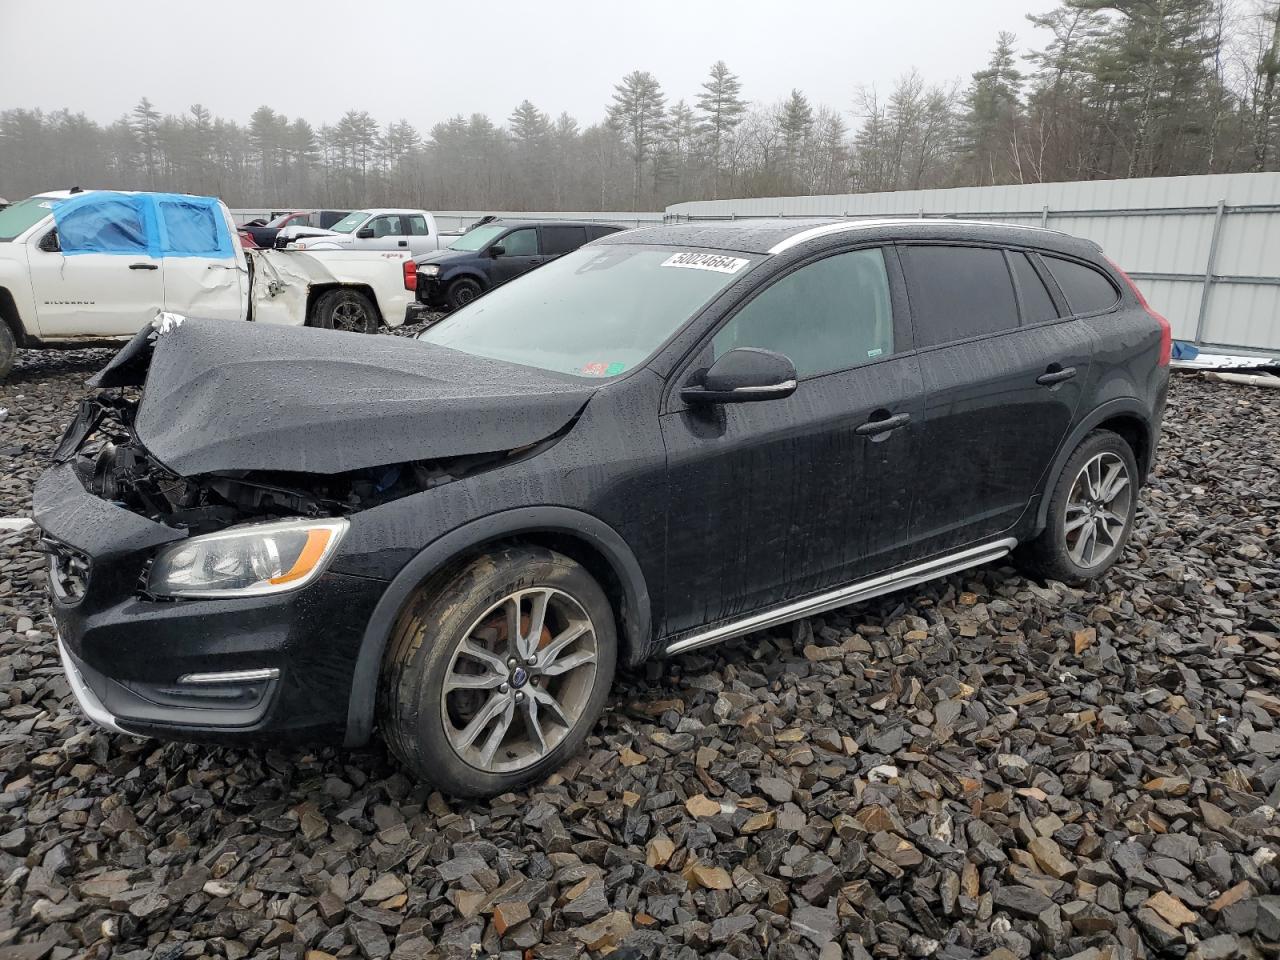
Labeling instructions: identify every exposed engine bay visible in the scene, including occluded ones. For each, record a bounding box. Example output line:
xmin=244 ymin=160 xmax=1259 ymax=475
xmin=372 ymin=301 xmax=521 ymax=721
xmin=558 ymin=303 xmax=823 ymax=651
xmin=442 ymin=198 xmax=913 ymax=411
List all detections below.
xmin=64 ymin=391 xmax=546 ymax=538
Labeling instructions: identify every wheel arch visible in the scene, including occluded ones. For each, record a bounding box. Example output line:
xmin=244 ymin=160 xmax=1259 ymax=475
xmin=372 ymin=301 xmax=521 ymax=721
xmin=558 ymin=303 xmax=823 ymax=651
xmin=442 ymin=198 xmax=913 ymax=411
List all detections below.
xmin=344 ymin=506 xmax=652 ymax=747
xmin=0 ymin=287 xmax=29 ymax=347
xmin=444 ymin=271 xmax=488 ymax=291
xmin=305 ymin=283 xmax=384 ymax=328
xmin=1034 ymin=398 xmax=1155 ymax=532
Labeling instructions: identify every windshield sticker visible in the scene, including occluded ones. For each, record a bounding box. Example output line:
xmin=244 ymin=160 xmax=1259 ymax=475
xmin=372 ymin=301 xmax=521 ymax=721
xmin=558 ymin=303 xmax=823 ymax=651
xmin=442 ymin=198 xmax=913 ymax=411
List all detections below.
xmin=661 ymin=252 xmax=750 ymax=274
xmin=581 ymin=362 xmax=609 ymax=377
xmin=605 ymin=361 xmax=626 ymax=375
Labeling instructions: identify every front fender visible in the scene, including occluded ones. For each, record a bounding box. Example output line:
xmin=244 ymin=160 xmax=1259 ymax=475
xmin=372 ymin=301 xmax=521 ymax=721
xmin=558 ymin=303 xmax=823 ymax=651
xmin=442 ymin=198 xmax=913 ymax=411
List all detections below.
xmin=0 ymin=250 xmax=37 ymax=341
xmin=439 ymin=267 xmax=489 ymax=289
xmin=343 ymin=505 xmax=651 ymax=747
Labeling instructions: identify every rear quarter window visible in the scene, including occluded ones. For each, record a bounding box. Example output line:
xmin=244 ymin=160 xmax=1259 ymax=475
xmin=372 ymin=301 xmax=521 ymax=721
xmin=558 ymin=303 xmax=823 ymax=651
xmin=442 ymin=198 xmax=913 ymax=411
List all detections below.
xmin=1043 ymin=256 xmax=1119 ymax=315
xmin=899 ymin=245 xmax=1020 ymax=347
xmin=542 ymin=225 xmax=588 ymax=255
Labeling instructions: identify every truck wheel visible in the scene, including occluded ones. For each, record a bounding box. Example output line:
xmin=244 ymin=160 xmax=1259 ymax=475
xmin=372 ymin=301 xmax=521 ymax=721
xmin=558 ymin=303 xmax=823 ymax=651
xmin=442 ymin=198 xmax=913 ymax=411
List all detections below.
xmin=310 ymin=288 xmax=378 ymax=334
xmin=447 ymin=278 xmax=483 ymax=310
xmin=379 ymin=546 xmax=617 ymax=798
xmin=1014 ymin=429 xmax=1139 ymax=584
xmin=0 ymin=323 xmax=14 ymax=380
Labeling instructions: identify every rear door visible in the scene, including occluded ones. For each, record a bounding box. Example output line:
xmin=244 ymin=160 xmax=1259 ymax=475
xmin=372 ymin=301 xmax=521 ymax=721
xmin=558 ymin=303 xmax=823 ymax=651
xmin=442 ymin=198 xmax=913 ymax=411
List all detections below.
xmin=900 ymin=243 xmax=1094 ymax=556
xmin=157 ymin=198 xmax=245 ymax=322
xmin=660 ymin=245 xmax=924 ymax=635
xmin=490 ymin=227 xmax=542 ymax=284
xmin=28 ymin=194 xmax=165 ymax=337
xmin=406 ymin=214 xmax=440 ymax=255
xmin=541 ymin=224 xmax=588 ymax=260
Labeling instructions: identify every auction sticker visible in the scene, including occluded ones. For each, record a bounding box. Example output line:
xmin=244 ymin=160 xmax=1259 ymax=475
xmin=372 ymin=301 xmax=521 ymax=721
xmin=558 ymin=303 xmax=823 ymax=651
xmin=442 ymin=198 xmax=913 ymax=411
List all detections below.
xmin=661 ymin=252 xmax=750 ymax=274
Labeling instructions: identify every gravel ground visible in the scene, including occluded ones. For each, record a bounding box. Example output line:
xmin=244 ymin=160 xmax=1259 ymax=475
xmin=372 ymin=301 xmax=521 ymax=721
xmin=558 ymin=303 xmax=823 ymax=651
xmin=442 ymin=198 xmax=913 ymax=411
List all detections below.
xmin=1 ymin=345 xmax=1278 ymax=960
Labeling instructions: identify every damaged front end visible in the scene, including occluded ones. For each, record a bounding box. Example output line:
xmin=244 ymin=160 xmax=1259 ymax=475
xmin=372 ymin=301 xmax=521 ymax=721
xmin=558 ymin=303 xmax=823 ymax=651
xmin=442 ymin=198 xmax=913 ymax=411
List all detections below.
xmin=58 ymin=390 xmax=553 ymax=539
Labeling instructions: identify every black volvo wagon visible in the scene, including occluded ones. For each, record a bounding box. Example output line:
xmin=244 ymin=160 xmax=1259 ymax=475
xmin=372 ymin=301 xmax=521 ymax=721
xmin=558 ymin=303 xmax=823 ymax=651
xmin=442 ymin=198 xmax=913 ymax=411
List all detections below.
xmin=36 ymin=218 xmax=1170 ymax=797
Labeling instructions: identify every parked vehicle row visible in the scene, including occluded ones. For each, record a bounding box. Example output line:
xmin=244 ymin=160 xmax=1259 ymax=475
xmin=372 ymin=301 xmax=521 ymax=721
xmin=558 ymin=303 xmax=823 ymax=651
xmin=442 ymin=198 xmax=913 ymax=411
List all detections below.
xmin=277 ymin=208 xmax=457 ymax=256
xmin=412 ymin=219 xmax=625 ymax=312
xmin=238 ymin=209 xmax=350 ymax=249
xmin=37 ymin=216 xmax=1169 ymax=797
xmin=0 ymin=190 xmax=421 ymax=376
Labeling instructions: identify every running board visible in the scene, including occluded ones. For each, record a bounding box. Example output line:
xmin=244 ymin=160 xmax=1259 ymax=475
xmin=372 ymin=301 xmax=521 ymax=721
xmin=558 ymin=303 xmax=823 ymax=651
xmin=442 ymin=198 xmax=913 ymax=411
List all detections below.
xmin=663 ymin=538 xmax=1017 ymax=656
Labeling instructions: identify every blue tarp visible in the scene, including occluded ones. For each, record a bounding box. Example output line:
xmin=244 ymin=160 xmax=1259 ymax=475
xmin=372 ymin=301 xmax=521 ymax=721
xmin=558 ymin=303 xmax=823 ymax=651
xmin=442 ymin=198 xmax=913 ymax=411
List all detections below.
xmin=52 ymin=191 xmax=233 ymax=259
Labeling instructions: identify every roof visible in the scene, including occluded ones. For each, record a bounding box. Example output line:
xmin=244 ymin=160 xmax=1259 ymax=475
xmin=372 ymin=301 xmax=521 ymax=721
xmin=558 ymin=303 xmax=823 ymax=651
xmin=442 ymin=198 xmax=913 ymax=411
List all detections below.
xmin=595 ymin=217 xmax=1099 ymax=257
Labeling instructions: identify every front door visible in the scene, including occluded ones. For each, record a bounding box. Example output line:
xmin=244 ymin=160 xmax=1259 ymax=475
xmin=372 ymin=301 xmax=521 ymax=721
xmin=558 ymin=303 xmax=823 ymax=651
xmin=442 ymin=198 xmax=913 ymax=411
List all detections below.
xmin=28 ymin=195 xmax=165 ymax=338
xmin=363 ymin=214 xmax=411 ymax=251
xmin=490 ymin=227 xmax=542 ymax=285
xmin=659 ymin=246 xmax=923 ymax=637
xmin=899 ymin=243 xmax=1095 ymax=555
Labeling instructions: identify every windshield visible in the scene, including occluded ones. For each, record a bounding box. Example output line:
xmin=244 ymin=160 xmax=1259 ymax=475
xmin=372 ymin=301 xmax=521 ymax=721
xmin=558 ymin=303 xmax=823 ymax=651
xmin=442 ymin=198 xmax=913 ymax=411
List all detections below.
xmin=328 ymin=210 xmax=370 ymax=234
xmin=419 ymin=245 xmax=755 ymax=377
xmin=448 ymin=224 xmax=508 ymax=252
xmin=0 ymin=196 xmax=58 ymax=242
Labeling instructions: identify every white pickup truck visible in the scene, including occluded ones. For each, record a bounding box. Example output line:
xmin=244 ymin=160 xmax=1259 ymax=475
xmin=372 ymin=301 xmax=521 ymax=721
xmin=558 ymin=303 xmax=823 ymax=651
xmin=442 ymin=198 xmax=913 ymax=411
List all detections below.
xmin=278 ymin=208 xmax=458 ymax=255
xmin=0 ymin=190 xmax=421 ymax=378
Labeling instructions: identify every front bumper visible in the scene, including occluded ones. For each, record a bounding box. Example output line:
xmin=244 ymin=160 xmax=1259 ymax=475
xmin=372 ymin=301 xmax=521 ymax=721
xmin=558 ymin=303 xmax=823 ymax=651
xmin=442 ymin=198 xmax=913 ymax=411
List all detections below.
xmin=415 ymin=274 xmax=449 ymax=310
xmin=35 ymin=462 xmax=387 ymax=745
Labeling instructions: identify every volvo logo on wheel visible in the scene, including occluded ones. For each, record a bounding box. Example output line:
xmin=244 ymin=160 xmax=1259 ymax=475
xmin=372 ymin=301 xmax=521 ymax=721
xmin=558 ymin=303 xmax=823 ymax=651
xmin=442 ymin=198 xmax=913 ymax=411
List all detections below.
xmin=510 ymin=667 xmax=529 ymax=688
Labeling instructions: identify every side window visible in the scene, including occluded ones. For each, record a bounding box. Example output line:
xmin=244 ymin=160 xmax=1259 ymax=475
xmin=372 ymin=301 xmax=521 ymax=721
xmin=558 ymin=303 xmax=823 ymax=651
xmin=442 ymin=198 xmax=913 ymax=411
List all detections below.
xmin=542 ymin=225 xmax=587 ymax=255
xmin=499 ymin=228 xmax=538 ymax=256
xmin=712 ymin=248 xmax=894 ymax=379
xmin=158 ymin=201 xmax=223 ymax=255
xmin=587 ymin=225 xmax=619 ymax=240
xmin=1009 ymin=252 xmax=1059 ymax=325
xmin=370 ymin=215 xmax=404 ymax=237
xmin=56 ymin=197 xmax=149 ymax=255
xmin=899 ymin=245 xmax=1020 ymax=347
xmin=1043 ymin=255 xmax=1119 ymax=315
xmin=407 ymin=214 xmax=430 ymax=236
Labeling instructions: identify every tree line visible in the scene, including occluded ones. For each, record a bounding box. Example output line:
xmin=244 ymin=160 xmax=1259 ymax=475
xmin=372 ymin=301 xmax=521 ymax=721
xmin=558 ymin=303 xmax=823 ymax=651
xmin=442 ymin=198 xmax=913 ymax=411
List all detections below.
xmin=1 ymin=0 xmax=1277 ymax=213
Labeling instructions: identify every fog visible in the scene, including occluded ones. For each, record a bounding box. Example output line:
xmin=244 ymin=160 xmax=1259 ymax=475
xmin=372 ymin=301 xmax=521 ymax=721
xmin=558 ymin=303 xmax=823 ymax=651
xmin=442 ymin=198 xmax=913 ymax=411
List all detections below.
xmin=1 ymin=0 xmax=1044 ymax=127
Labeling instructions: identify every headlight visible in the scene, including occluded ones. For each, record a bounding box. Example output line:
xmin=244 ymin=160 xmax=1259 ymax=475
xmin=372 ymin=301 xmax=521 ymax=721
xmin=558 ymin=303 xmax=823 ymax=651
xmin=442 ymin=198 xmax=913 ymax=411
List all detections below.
xmin=147 ymin=518 xmax=348 ymax=599
xmin=421 ymin=264 xmax=440 ymax=277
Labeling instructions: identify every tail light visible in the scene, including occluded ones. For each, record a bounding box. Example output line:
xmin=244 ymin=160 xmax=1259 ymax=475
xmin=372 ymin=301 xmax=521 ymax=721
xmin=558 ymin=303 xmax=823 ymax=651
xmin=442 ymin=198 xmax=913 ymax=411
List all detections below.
xmin=1107 ymin=257 xmax=1171 ymax=367
xmin=238 ymin=230 xmax=258 ymax=249
xmin=403 ymin=259 xmax=417 ymax=291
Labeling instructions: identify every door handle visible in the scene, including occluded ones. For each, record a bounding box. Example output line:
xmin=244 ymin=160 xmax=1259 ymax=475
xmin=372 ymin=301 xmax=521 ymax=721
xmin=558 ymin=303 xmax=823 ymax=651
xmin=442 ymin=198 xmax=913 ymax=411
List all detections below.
xmin=129 ymin=263 xmax=158 ymax=271
xmin=398 ymin=240 xmax=408 ymax=247
xmin=855 ymin=411 xmax=912 ymax=436
xmin=1036 ymin=365 xmax=1077 ymax=386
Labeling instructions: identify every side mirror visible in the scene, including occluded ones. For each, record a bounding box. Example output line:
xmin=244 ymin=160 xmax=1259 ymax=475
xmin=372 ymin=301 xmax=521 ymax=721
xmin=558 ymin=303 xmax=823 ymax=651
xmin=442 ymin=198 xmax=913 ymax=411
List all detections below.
xmin=489 ymin=243 xmax=506 ymax=258
xmin=680 ymin=347 xmax=798 ymax=404
xmin=356 ymin=227 xmax=375 ymax=239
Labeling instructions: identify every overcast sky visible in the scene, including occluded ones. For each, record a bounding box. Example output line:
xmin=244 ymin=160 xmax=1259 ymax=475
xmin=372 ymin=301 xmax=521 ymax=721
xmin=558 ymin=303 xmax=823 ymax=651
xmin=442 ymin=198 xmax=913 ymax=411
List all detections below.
xmin=2 ymin=0 xmax=1049 ymax=130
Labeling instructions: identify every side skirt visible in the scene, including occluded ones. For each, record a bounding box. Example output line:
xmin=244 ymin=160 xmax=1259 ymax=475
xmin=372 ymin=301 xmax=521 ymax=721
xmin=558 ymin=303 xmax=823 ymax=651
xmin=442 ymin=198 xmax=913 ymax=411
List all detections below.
xmin=662 ymin=538 xmax=1018 ymax=657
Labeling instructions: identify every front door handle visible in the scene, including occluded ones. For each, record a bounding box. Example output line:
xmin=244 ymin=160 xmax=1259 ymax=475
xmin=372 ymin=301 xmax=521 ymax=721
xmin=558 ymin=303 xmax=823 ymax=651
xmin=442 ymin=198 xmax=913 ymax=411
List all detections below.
xmin=398 ymin=240 xmax=408 ymax=247
xmin=855 ymin=411 xmax=912 ymax=437
xmin=129 ymin=263 xmax=158 ymax=271
xmin=1036 ymin=365 xmax=1077 ymax=386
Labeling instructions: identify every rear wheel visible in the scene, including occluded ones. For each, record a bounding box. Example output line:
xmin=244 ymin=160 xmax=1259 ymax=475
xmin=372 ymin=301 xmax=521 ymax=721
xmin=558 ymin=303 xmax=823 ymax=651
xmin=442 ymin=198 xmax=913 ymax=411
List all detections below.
xmin=447 ymin=277 xmax=483 ymax=311
xmin=309 ymin=288 xmax=378 ymax=334
xmin=379 ymin=546 xmax=616 ymax=797
xmin=1015 ymin=429 xmax=1138 ymax=583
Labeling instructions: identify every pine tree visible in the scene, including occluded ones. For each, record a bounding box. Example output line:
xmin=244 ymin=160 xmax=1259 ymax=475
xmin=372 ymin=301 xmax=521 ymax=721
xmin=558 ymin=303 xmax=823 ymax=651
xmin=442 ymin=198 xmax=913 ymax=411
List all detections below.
xmin=607 ymin=70 xmax=667 ymax=210
xmin=696 ymin=61 xmax=747 ymax=198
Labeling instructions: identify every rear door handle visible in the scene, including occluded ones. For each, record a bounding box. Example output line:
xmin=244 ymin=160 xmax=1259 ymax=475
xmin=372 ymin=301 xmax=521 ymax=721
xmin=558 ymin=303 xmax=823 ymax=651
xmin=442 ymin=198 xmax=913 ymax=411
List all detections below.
xmin=129 ymin=263 xmax=158 ymax=271
xmin=397 ymin=240 xmax=408 ymax=247
xmin=855 ymin=411 xmax=912 ymax=436
xmin=1036 ymin=366 xmax=1077 ymax=386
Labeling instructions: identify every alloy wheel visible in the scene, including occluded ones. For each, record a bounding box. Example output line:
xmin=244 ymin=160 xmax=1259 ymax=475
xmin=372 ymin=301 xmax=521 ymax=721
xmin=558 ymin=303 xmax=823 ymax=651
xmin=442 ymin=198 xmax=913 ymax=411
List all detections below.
xmin=1064 ymin=451 xmax=1132 ymax=568
xmin=332 ymin=299 xmax=371 ymax=332
xmin=440 ymin=587 xmax=599 ymax=773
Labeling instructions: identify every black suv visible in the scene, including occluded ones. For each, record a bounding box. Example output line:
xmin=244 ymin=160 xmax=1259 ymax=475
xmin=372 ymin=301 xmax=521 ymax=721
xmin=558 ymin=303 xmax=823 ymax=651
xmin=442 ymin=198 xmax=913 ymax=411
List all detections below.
xmin=414 ymin=219 xmax=625 ymax=312
xmin=36 ymin=218 xmax=1169 ymax=797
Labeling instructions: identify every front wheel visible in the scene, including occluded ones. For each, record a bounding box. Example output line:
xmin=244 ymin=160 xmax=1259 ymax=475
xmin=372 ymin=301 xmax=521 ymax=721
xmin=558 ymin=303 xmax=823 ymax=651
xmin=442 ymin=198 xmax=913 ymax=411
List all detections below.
xmin=309 ymin=288 xmax=378 ymax=334
xmin=0 ymin=322 xmax=14 ymax=380
xmin=447 ymin=277 xmax=483 ymax=311
xmin=379 ymin=546 xmax=617 ymax=797
xmin=1015 ymin=429 xmax=1139 ymax=583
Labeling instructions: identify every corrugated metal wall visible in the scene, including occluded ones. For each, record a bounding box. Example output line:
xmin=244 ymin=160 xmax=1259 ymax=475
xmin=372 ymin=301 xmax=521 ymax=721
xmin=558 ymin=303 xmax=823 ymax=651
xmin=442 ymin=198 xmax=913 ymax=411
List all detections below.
xmin=229 ymin=209 xmax=663 ymax=230
xmin=665 ymin=173 xmax=1280 ymax=353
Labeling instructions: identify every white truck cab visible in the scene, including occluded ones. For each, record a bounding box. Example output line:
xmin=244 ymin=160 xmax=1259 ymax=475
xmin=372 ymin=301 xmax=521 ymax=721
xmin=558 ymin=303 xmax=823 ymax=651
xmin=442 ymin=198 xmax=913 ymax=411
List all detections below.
xmin=281 ymin=208 xmax=455 ymax=256
xmin=0 ymin=190 xmax=420 ymax=378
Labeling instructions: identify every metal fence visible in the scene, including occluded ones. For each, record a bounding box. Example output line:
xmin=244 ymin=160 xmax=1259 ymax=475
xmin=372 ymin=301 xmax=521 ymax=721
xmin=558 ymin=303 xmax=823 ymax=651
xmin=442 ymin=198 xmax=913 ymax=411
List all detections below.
xmin=665 ymin=173 xmax=1280 ymax=355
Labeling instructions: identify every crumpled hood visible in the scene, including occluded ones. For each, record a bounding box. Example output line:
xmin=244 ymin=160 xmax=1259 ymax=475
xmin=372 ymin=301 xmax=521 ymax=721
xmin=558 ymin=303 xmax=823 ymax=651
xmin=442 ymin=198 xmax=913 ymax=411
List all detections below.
xmin=101 ymin=317 xmax=595 ymax=476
